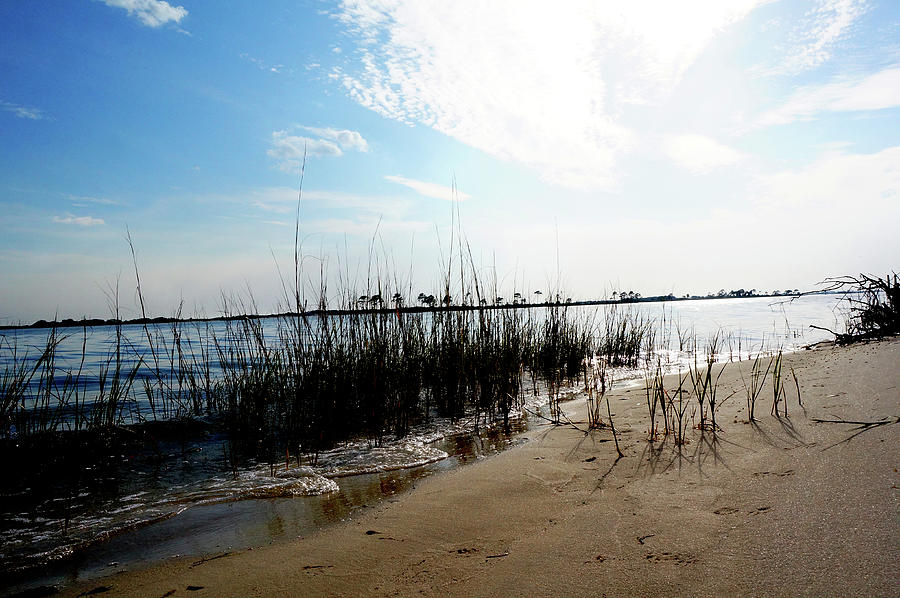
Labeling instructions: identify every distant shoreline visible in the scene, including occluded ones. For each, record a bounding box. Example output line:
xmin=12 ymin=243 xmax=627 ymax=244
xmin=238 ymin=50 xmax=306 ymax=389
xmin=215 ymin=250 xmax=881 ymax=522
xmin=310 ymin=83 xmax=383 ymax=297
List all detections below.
xmin=1 ymin=291 xmax=837 ymax=332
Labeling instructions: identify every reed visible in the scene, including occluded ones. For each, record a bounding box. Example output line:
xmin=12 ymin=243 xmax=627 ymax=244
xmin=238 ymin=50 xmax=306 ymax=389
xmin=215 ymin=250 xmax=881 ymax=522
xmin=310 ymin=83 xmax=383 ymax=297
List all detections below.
xmin=740 ymin=350 xmax=773 ymax=422
xmin=688 ymin=331 xmax=727 ymax=432
xmin=770 ymin=349 xmax=787 ymax=417
xmin=791 ymin=366 xmax=802 ymax=408
xmin=605 ymin=388 xmax=624 ymax=458
xmin=643 ymin=358 xmax=665 ymax=440
xmin=531 ymin=303 xmax=594 ymax=424
xmin=669 ymin=371 xmax=691 ymax=445
xmin=595 ymin=305 xmax=650 ymax=368
xmin=1 ymin=330 xmax=62 ymax=436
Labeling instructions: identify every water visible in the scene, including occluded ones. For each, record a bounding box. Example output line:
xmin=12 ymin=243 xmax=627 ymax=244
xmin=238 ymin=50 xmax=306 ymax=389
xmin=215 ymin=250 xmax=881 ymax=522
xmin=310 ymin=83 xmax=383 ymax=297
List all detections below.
xmin=1 ymin=420 xmax=529 ymax=594
xmin=0 ymin=293 xmax=847 ymax=592
xmin=587 ymin=293 xmax=845 ymax=385
xmin=1 ymin=294 xmax=844 ymax=414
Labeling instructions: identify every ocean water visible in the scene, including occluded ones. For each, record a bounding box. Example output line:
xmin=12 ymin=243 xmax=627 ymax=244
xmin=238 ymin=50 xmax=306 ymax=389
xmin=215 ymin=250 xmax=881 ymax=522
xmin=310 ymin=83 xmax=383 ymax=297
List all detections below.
xmin=0 ymin=293 xmax=848 ymax=591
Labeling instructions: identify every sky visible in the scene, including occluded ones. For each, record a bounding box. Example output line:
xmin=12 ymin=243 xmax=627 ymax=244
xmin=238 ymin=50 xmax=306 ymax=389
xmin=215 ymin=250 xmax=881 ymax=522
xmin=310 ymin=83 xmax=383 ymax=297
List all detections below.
xmin=1 ymin=0 xmax=899 ymax=324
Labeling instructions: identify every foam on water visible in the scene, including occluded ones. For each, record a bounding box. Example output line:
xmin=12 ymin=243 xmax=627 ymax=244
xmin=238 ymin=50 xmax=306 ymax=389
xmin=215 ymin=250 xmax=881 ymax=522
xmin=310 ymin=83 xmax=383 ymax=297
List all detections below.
xmin=315 ymin=441 xmax=449 ymax=478
xmin=1 ymin=417 xmax=464 ymax=575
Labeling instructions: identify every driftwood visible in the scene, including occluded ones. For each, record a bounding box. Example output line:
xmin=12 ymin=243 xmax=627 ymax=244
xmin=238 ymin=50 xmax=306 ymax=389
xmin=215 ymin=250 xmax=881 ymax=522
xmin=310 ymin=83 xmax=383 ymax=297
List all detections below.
xmin=815 ymin=273 xmax=899 ymax=343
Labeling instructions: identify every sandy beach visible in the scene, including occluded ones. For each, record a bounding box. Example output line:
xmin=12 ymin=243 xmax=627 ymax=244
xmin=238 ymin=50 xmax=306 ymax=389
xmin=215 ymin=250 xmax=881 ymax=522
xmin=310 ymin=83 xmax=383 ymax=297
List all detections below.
xmin=58 ymin=337 xmax=899 ymax=597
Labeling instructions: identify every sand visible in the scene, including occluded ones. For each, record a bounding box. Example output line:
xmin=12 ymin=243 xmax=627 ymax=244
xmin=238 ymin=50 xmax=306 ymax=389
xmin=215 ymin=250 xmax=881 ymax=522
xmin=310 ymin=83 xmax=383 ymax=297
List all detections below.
xmin=59 ymin=338 xmax=899 ymax=597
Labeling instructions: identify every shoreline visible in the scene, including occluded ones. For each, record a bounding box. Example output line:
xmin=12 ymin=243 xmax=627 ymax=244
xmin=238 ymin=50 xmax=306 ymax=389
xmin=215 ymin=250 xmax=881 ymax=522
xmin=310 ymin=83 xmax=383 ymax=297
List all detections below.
xmin=48 ymin=336 xmax=898 ymax=597
xmin=0 ymin=291 xmax=823 ymax=332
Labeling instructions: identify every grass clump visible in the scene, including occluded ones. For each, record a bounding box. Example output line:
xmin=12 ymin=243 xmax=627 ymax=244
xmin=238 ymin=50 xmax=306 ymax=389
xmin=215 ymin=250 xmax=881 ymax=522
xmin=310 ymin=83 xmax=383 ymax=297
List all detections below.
xmin=688 ymin=332 xmax=727 ymax=432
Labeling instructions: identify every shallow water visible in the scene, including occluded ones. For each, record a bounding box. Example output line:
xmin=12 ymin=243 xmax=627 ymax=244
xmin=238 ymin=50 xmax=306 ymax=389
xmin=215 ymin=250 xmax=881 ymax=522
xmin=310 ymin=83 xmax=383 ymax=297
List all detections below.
xmin=1 ymin=417 xmax=529 ymax=594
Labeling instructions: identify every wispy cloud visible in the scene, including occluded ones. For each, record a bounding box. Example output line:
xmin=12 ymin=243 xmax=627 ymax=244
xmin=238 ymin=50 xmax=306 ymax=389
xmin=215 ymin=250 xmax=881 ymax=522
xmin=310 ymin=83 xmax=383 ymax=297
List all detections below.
xmin=756 ymin=65 xmax=900 ymax=127
xmin=384 ymin=175 xmax=469 ymax=201
xmin=100 ymin=0 xmax=188 ymax=28
xmin=227 ymin=187 xmax=428 ymax=237
xmin=268 ymin=127 xmax=369 ymax=173
xmin=662 ymin=134 xmax=744 ymax=174
xmin=239 ymin=53 xmax=287 ymax=74
xmin=1 ymin=100 xmax=48 ymax=120
xmin=251 ymin=201 xmax=293 ymax=215
xmin=66 ymin=194 xmax=122 ymax=206
xmin=53 ymin=214 xmax=106 ymax=226
xmin=765 ymin=0 xmax=870 ymax=75
xmin=335 ymin=0 xmax=764 ymax=190
xmin=238 ymin=186 xmax=412 ymax=221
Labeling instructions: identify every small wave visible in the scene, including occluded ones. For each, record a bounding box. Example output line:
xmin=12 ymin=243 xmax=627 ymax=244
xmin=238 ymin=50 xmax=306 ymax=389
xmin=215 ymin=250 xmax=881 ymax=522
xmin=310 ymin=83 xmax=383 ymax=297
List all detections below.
xmin=238 ymin=466 xmax=340 ymax=497
xmin=318 ymin=442 xmax=448 ymax=478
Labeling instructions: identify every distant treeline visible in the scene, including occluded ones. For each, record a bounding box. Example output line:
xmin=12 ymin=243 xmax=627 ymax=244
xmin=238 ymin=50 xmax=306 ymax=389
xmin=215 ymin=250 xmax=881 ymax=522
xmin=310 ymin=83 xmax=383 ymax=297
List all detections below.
xmin=0 ymin=289 xmax=823 ymax=332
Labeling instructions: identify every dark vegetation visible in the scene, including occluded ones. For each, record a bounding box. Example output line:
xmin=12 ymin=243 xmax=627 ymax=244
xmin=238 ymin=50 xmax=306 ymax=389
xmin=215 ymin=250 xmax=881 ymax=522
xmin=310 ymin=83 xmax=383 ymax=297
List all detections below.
xmin=0 ymin=284 xmax=651 ymax=460
xmin=813 ymin=272 xmax=900 ymax=343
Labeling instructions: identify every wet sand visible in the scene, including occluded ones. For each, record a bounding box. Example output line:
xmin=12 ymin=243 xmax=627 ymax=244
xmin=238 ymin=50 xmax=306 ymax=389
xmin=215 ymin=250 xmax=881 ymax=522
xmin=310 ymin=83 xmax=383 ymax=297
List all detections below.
xmin=60 ymin=337 xmax=899 ymax=597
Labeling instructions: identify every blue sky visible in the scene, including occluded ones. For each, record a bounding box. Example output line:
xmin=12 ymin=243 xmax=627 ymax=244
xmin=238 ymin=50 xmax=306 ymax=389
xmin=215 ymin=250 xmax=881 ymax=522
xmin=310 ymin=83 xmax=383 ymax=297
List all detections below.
xmin=1 ymin=0 xmax=899 ymax=323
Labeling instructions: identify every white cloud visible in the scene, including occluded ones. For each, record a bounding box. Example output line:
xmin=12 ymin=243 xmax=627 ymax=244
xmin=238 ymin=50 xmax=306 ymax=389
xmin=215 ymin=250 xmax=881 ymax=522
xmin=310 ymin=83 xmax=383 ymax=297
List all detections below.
xmin=101 ymin=0 xmax=188 ymax=27
xmin=53 ymin=214 xmax=106 ymax=226
xmin=756 ymin=65 xmax=900 ymax=127
xmin=384 ymin=175 xmax=469 ymax=201
xmin=1 ymin=100 xmax=47 ymax=120
xmin=268 ymin=127 xmax=369 ymax=173
xmin=301 ymin=126 xmax=370 ymax=152
xmin=336 ymin=0 xmax=764 ymax=190
xmin=777 ymin=0 xmax=870 ymax=74
xmin=755 ymin=145 xmax=900 ymax=213
xmin=269 ymin=130 xmax=342 ymax=167
xmin=663 ymin=134 xmax=744 ymax=174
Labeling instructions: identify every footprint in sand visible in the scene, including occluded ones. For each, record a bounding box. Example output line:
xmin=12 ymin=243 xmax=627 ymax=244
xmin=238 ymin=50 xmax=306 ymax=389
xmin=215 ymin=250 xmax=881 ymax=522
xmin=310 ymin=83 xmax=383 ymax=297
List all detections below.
xmin=752 ymin=470 xmax=795 ymax=477
xmin=645 ymin=552 xmax=696 ymax=566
